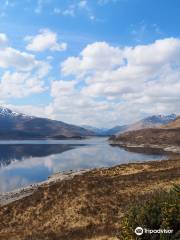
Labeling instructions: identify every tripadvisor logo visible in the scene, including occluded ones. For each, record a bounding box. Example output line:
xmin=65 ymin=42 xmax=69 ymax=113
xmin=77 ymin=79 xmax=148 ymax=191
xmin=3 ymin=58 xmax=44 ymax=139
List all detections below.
xmin=135 ymin=227 xmax=143 ymax=236
xmin=134 ymin=227 xmax=173 ymax=236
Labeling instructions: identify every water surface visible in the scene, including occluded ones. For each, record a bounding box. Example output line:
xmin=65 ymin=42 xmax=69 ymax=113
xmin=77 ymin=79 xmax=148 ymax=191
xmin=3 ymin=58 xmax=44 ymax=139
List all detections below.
xmin=0 ymin=137 xmax=167 ymax=192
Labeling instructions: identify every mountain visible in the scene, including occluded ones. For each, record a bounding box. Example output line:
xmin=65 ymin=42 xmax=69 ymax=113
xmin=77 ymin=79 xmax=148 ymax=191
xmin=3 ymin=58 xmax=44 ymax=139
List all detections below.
xmin=82 ymin=114 xmax=177 ymax=136
xmin=117 ymin=114 xmax=177 ymax=134
xmin=105 ymin=125 xmax=127 ymax=135
xmin=110 ymin=116 xmax=180 ymax=147
xmin=82 ymin=125 xmax=128 ymax=136
xmin=81 ymin=125 xmax=108 ymax=136
xmin=161 ymin=116 xmax=180 ymax=129
xmin=0 ymin=107 xmax=94 ymax=139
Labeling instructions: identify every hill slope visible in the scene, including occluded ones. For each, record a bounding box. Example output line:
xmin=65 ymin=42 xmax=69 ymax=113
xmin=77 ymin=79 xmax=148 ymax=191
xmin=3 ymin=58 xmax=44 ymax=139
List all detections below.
xmin=110 ymin=116 xmax=180 ymax=147
xmin=116 ymin=114 xmax=177 ymax=134
xmin=0 ymin=158 xmax=179 ymax=239
xmin=161 ymin=116 xmax=180 ymax=129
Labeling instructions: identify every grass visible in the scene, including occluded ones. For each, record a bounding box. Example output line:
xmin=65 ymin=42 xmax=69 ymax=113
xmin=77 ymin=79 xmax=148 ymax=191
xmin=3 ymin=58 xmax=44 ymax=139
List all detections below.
xmin=0 ymin=158 xmax=179 ymax=240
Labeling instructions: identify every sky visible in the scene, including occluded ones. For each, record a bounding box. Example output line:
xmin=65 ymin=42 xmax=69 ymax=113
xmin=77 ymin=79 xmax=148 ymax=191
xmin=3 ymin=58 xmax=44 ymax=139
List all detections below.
xmin=0 ymin=0 xmax=180 ymax=128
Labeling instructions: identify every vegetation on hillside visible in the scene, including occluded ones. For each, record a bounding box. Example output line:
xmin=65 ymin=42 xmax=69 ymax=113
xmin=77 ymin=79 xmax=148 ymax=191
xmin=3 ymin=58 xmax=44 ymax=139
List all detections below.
xmin=120 ymin=185 xmax=180 ymax=240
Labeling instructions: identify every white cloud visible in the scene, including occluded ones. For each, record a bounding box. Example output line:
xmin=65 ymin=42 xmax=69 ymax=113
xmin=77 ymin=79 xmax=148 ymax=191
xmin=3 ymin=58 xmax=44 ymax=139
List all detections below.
xmin=125 ymin=38 xmax=180 ymax=66
xmin=47 ymin=79 xmax=115 ymax=126
xmin=0 ymin=32 xmax=51 ymax=100
xmin=0 ymin=71 xmax=46 ymax=99
xmin=0 ymin=47 xmax=40 ymax=71
xmin=2 ymin=36 xmax=180 ymax=128
xmin=61 ymin=42 xmax=123 ymax=76
xmin=0 ymin=33 xmax=8 ymax=47
xmin=53 ymin=1 xmax=95 ymax=21
xmin=25 ymin=29 xmax=67 ymax=52
xmin=49 ymin=38 xmax=180 ymax=127
xmin=0 ymin=45 xmax=51 ymax=91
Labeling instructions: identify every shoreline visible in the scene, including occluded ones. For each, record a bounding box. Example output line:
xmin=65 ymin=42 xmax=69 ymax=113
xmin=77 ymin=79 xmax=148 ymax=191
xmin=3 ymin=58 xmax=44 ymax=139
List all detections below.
xmin=0 ymin=169 xmax=90 ymax=206
xmin=1 ymin=142 xmax=180 ymax=206
xmin=0 ymin=157 xmax=179 ymax=239
xmin=0 ymin=157 xmax=170 ymax=206
xmin=0 ymin=154 xmax=179 ymax=206
xmin=109 ymin=141 xmax=180 ymax=154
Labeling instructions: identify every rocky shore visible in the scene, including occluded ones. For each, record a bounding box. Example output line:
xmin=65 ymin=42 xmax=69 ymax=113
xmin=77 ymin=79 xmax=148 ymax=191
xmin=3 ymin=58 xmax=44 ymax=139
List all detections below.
xmin=0 ymin=169 xmax=89 ymax=206
xmin=0 ymin=157 xmax=180 ymax=240
xmin=109 ymin=141 xmax=180 ymax=154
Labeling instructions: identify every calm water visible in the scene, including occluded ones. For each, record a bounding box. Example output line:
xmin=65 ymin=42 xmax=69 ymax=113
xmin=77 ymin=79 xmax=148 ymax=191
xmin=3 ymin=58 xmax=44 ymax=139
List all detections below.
xmin=0 ymin=137 xmax=167 ymax=192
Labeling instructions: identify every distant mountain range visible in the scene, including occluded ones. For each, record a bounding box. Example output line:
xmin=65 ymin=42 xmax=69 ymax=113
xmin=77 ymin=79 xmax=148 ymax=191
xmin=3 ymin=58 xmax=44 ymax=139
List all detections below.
xmin=82 ymin=114 xmax=177 ymax=136
xmin=81 ymin=125 xmax=109 ymax=135
xmin=81 ymin=125 xmax=129 ymax=136
xmin=0 ymin=107 xmax=177 ymax=140
xmin=0 ymin=107 xmax=94 ymax=140
xmin=119 ymin=114 xmax=177 ymax=134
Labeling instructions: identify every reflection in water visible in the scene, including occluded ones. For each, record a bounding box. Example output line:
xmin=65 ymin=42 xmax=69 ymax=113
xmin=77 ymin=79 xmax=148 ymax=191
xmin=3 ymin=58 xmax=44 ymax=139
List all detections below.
xmin=0 ymin=138 xmax=167 ymax=192
xmin=0 ymin=144 xmax=80 ymax=167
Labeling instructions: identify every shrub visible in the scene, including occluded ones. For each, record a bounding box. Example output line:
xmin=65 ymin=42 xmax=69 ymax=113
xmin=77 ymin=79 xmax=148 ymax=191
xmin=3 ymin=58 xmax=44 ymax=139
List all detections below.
xmin=120 ymin=185 xmax=180 ymax=240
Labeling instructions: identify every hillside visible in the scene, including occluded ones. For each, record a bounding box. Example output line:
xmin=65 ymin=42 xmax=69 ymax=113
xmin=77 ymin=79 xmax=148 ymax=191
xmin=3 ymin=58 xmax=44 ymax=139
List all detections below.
xmin=0 ymin=107 xmax=94 ymax=139
xmin=161 ymin=116 xmax=180 ymax=129
xmin=110 ymin=116 xmax=180 ymax=147
xmin=116 ymin=114 xmax=177 ymax=134
xmin=0 ymin=158 xmax=179 ymax=239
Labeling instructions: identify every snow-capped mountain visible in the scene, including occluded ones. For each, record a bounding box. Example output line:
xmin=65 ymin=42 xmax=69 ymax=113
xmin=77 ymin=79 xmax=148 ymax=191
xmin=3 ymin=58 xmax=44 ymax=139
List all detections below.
xmin=0 ymin=107 xmax=33 ymax=132
xmin=123 ymin=114 xmax=177 ymax=133
xmin=0 ymin=107 xmax=94 ymax=139
xmin=0 ymin=107 xmax=34 ymax=121
xmin=140 ymin=114 xmax=177 ymax=125
xmin=0 ymin=107 xmax=30 ymax=119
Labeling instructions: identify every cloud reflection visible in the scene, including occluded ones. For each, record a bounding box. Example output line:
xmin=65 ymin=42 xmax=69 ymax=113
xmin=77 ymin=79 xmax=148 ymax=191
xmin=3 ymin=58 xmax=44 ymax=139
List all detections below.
xmin=0 ymin=139 xmax=166 ymax=192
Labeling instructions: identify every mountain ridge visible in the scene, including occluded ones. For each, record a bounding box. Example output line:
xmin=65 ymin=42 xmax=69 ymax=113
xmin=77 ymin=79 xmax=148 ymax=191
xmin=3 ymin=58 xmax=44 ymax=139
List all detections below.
xmin=0 ymin=107 xmax=94 ymax=139
xmin=0 ymin=107 xmax=178 ymax=139
xmin=82 ymin=114 xmax=177 ymax=136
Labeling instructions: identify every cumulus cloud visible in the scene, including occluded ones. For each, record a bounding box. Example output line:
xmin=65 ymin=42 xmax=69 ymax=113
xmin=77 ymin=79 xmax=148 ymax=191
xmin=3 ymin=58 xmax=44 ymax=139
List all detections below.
xmin=47 ymin=79 xmax=115 ymax=126
xmin=61 ymin=42 xmax=124 ymax=76
xmin=0 ymin=32 xmax=51 ymax=100
xmin=2 ymin=36 xmax=180 ymax=127
xmin=47 ymin=38 xmax=180 ymax=127
xmin=25 ymin=29 xmax=67 ymax=52
xmin=0 ymin=48 xmax=50 ymax=98
xmin=0 ymin=71 xmax=46 ymax=99
xmin=0 ymin=47 xmax=40 ymax=71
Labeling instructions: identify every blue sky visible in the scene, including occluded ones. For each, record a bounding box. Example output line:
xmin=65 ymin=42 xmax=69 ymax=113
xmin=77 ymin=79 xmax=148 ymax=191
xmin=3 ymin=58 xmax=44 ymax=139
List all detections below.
xmin=0 ymin=0 xmax=180 ymax=127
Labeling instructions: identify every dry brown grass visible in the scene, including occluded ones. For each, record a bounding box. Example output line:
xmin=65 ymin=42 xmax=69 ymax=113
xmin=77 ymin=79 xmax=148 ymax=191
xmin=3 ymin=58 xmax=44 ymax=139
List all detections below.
xmin=0 ymin=158 xmax=180 ymax=240
xmin=111 ymin=128 xmax=180 ymax=146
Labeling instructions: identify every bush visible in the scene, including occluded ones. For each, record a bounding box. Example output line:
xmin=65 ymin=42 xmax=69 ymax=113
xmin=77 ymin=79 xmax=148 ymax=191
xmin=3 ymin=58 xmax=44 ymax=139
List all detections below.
xmin=120 ymin=185 xmax=180 ymax=240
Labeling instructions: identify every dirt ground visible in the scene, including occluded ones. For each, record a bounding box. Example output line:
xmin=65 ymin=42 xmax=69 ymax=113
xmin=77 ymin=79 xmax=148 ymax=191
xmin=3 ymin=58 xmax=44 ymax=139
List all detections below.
xmin=0 ymin=158 xmax=179 ymax=240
